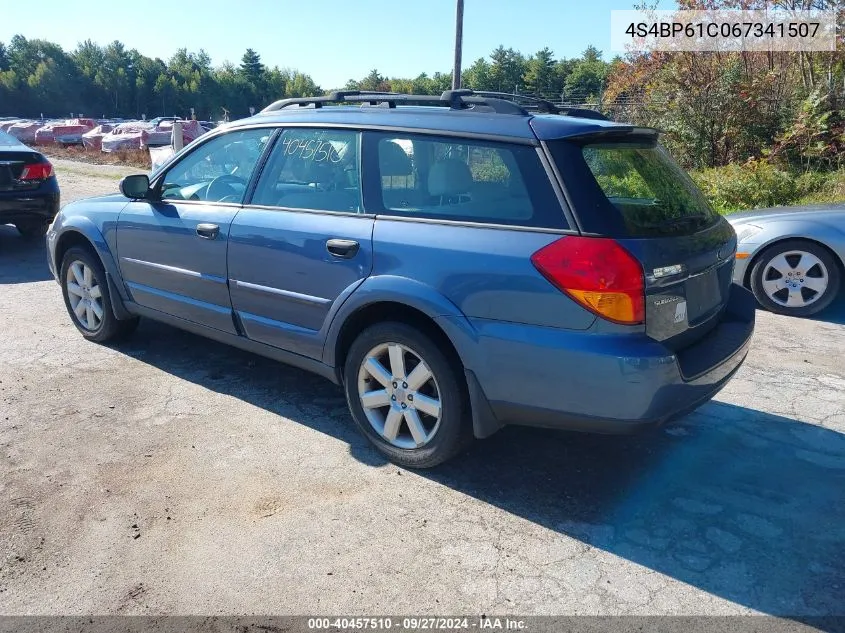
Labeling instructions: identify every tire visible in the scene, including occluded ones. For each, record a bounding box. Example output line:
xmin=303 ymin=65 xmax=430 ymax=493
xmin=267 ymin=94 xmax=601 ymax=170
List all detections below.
xmin=15 ymin=220 xmax=48 ymax=240
xmin=60 ymin=246 xmax=139 ymax=342
xmin=343 ymin=321 xmax=470 ymax=469
xmin=750 ymin=239 xmax=841 ymax=317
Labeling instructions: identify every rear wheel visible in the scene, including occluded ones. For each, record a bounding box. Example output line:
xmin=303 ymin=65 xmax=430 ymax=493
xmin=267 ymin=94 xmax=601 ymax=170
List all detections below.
xmin=750 ymin=239 xmax=841 ymax=317
xmin=343 ymin=322 xmax=469 ymax=469
xmin=15 ymin=220 xmax=48 ymax=240
xmin=60 ymin=246 xmax=139 ymax=342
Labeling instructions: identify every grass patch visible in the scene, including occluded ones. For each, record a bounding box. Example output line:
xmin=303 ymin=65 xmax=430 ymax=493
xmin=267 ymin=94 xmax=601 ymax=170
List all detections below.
xmin=691 ymin=160 xmax=845 ymax=214
xmin=40 ymin=144 xmax=151 ymax=170
xmin=55 ymin=163 xmax=140 ymax=181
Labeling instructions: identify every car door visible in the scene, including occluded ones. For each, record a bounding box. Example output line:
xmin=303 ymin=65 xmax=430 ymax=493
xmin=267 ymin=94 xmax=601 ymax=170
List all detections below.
xmin=116 ymin=128 xmax=274 ymax=334
xmin=227 ymin=127 xmax=373 ymax=360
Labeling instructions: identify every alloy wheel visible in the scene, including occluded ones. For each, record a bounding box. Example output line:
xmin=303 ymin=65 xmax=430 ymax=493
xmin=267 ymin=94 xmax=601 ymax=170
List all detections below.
xmin=357 ymin=342 xmax=443 ymax=449
xmin=761 ymin=250 xmax=829 ymax=309
xmin=65 ymin=260 xmax=104 ymax=331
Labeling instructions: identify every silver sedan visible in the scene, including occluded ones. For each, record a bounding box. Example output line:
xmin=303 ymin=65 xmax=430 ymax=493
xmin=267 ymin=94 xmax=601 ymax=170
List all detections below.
xmin=728 ymin=203 xmax=845 ymax=317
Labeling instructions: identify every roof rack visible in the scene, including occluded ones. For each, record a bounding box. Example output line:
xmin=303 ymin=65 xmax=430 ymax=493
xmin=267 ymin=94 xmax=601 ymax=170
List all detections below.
xmin=260 ymin=89 xmax=610 ymax=120
xmin=262 ymin=89 xmax=528 ymax=115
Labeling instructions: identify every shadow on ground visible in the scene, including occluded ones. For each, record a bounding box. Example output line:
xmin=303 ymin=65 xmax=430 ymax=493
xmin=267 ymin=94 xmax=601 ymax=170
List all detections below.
xmin=115 ymin=318 xmax=845 ymax=618
xmin=0 ymin=224 xmax=52 ymax=283
xmin=811 ymin=294 xmax=845 ymax=325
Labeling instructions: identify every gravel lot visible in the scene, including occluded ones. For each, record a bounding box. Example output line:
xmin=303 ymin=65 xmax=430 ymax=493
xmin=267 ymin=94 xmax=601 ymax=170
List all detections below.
xmin=1 ymin=162 xmax=844 ymax=620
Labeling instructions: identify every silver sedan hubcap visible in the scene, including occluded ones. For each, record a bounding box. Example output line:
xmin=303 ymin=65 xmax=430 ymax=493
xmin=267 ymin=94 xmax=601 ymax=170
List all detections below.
xmin=357 ymin=342 xmax=442 ymax=449
xmin=762 ymin=250 xmax=829 ymax=309
xmin=66 ymin=261 xmax=104 ymax=331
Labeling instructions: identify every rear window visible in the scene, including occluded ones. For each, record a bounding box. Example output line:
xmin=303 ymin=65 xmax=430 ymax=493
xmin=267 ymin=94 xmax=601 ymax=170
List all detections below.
xmin=580 ymin=142 xmax=719 ymax=237
xmin=367 ymin=132 xmax=567 ymax=229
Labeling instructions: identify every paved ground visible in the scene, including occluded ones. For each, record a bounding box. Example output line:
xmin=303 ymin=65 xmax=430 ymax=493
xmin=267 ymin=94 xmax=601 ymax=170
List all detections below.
xmin=1 ymin=163 xmax=844 ymax=620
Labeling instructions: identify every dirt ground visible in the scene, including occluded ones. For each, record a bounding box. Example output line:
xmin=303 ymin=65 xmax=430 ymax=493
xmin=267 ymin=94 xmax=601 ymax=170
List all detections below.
xmin=1 ymin=162 xmax=844 ymax=622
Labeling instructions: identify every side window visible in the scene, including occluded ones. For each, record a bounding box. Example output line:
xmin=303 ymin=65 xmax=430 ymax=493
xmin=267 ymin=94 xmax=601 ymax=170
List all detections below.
xmin=371 ymin=133 xmax=566 ymax=229
xmin=251 ymin=128 xmax=361 ymax=213
xmin=160 ymin=128 xmax=272 ymax=203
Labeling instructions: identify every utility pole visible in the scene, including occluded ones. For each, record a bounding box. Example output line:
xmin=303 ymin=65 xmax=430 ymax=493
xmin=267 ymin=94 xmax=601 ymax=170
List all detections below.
xmin=452 ymin=0 xmax=464 ymax=90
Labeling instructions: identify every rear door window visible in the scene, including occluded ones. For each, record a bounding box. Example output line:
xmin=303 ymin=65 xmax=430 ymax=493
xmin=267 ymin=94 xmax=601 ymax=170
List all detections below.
xmin=366 ymin=133 xmax=567 ymax=229
xmin=556 ymin=140 xmax=719 ymax=237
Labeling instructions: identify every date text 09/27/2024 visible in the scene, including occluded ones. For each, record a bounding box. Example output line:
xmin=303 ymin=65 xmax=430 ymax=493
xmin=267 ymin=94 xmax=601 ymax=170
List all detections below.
xmin=307 ymin=617 xmax=527 ymax=630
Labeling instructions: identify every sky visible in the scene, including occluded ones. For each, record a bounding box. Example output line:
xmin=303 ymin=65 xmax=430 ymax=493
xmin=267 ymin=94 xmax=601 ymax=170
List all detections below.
xmin=1 ymin=0 xmax=676 ymax=89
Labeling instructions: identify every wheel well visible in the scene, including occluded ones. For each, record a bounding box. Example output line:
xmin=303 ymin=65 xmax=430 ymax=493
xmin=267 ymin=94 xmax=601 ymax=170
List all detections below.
xmin=335 ymin=302 xmax=465 ymax=383
xmin=55 ymin=230 xmax=97 ymax=268
xmin=743 ymin=237 xmax=845 ymax=287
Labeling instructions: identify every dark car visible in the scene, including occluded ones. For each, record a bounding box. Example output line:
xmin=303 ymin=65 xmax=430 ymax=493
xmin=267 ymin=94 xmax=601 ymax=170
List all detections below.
xmin=0 ymin=130 xmax=60 ymax=238
xmin=47 ymin=90 xmax=755 ymax=468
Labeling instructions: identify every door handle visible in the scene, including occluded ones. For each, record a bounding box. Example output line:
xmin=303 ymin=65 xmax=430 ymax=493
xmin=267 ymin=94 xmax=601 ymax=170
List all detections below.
xmin=196 ymin=223 xmax=220 ymax=240
xmin=326 ymin=238 xmax=359 ymax=258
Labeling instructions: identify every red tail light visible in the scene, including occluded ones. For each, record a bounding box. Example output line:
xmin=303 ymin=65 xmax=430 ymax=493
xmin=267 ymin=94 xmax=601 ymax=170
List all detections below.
xmin=531 ymin=236 xmax=645 ymax=325
xmin=20 ymin=162 xmax=54 ymax=180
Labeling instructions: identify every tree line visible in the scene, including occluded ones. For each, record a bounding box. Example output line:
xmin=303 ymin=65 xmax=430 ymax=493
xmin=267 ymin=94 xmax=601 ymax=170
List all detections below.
xmin=604 ymin=0 xmax=844 ymax=169
xmin=0 ymin=35 xmax=611 ymax=123
xmin=0 ymin=36 xmax=322 ymax=121
xmin=2 ymin=0 xmax=843 ymax=173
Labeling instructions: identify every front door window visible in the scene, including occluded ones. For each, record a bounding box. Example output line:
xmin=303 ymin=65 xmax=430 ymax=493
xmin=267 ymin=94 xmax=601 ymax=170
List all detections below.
xmin=160 ymin=129 xmax=273 ymax=204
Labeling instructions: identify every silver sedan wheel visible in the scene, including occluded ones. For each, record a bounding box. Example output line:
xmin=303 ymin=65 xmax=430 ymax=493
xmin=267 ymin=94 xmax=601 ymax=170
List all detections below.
xmin=761 ymin=250 xmax=830 ymax=309
xmin=357 ymin=342 xmax=443 ymax=450
xmin=65 ymin=260 xmax=104 ymax=331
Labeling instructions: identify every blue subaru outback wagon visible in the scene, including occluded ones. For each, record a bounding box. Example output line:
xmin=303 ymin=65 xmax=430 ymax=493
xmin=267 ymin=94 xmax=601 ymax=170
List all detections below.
xmin=47 ymin=90 xmax=755 ymax=468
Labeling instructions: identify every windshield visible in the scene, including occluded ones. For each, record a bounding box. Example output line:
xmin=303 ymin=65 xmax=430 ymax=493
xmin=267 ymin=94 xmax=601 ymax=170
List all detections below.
xmin=581 ymin=142 xmax=719 ymax=237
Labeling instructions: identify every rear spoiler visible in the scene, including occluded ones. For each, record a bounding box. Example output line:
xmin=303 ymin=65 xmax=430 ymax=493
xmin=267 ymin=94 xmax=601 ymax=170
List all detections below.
xmin=562 ymin=126 xmax=661 ymax=143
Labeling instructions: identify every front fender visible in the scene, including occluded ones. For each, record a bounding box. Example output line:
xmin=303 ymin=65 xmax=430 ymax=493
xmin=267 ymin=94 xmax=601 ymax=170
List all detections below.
xmin=47 ymin=214 xmax=132 ymax=314
xmin=320 ymin=274 xmax=480 ymax=370
xmin=736 ymin=219 xmax=845 ymax=283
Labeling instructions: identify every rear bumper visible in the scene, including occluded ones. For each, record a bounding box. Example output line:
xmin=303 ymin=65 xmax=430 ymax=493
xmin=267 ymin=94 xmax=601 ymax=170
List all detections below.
xmin=453 ymin=283 xmax=755 ymax=436
xmin=0 ymin=178 xmax=60 ymax=224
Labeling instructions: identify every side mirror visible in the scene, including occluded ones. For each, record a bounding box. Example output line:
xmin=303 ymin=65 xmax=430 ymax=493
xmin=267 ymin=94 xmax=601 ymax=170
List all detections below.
xmin=119 ymin=174 xmax=152 ymax=199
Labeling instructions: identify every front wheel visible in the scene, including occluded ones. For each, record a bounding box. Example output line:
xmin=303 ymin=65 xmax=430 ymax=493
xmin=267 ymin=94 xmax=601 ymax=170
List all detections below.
xmin=344 ymin=322 xmax=470 ymax=469
xmin=750 ymin=239 xmax=841 ymax=317
xmin=60 ymin=246 xmax=139 ymax=342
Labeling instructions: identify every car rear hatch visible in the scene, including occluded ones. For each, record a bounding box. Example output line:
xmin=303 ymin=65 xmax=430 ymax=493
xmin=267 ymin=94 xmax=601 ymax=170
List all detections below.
xmin=0 ymin=149 xmax=46 ymax=193
xmin=544 ymin=129 xmax=737 ymax=352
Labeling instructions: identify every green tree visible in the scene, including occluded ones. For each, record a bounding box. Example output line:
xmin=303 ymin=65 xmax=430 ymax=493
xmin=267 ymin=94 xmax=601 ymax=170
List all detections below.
xmin=239 ymin=48 xmax=265 ymax=86
xmin=94 ymin=40 xmax=132 ymax=114
xmin=488 ymin=46 xmax=526 ymax=93
xmin=463 ymin=57 xmax=492 ymax=91
xmin=286 ymin=71 xmax=320 ymax=98
xmin=564 ymin=49 xmax=609 ymax=104
xmin=523 ymin=47 xmax=556 ymax=96
xmin=581 ymin=45 xmax=602 ymax=64
xmin=359 ymin=69 xmax=389 ymax=92
xmin=773 ymin=89 xmax=845 ymax=170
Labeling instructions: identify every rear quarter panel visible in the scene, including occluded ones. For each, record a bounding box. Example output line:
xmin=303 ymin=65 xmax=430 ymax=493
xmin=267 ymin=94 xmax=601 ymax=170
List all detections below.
xmin=368 ymin=219 xmax=597 ymax=329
